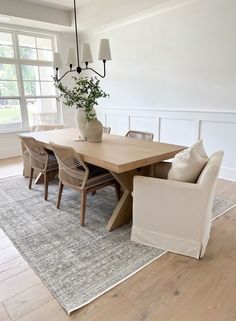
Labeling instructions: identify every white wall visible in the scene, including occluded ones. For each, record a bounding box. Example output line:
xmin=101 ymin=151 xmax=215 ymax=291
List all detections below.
xmin=79 ymin=0 xmax=236 ymax=180
xmin=83 ymin=0 xmax=236 ymax=110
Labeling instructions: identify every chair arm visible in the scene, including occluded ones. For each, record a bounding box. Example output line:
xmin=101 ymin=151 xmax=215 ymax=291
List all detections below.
xmin=133 ymin=176 xmax=209 ymax=240
xmin=134 ymin=175 xmax=204 ymax=194
xmin=153 ymin=161 xmax=172 ymax=179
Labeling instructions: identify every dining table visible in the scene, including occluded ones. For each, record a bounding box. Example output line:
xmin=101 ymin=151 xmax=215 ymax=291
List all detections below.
xmin=20 ymin=128 xmax=185 ymax=231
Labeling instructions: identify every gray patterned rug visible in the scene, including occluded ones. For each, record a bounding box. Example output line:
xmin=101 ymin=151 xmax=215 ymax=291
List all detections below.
xmin=0 ymin=176 xmax=235 ymax=314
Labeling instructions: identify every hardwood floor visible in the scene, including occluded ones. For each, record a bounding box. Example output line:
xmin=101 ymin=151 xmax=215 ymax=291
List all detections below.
xmin=0 ymin=157 xmax=236 ymax=321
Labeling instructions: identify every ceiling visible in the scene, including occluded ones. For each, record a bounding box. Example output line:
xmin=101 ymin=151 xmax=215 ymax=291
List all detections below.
xmin=22 ymin=0 xmax=91 ymax=10
xmin=0 ymin=0 xmax=194 ymax=33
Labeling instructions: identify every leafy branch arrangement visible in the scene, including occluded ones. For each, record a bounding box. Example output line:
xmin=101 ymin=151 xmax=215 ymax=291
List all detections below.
xmin=55 ymin=77 xmax=109 ymax=121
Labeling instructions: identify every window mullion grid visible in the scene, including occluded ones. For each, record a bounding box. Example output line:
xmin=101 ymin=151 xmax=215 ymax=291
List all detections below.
xmin=0 ymin=57 xmax=17 ymax=64
xmin=0 ymin=30 xmax=60 ymax=131
xmin=36 ymin=36 xmax=39 ymax=61
xmin=19 ymin=59 xmax=52 ymax=67
xmin=13 ymin=32 xmax=29 ymax=129
xmin=51 ymin=35 xmax=61 ymax=124
xmin=23 ymin=95 xmax=57 ymax=99
xmin=52 ymin=34 xmax=61 ymax=123
xmin=38 ymin=66 xmax=42 ymax=97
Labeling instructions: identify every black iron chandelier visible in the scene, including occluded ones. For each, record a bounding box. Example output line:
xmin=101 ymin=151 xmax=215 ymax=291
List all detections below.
xmin=53 ymin=0 xmax=111 ymax=82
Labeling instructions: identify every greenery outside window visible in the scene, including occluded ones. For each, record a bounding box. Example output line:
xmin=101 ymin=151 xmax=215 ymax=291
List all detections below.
xmin=0 ymin=29 xmax=60 ymax=132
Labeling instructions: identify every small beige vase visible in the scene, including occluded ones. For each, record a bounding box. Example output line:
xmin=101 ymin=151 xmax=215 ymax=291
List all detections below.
xmin=85 ymin=119 xmax=103 ymax=143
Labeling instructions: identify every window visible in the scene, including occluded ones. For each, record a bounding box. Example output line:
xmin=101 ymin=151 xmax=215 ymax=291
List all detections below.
xmin=0 ymin=30 xmax=60 ymax=131
xmin=0 ymin=32 xmax=14 ymax=58
xmin=18 ymin=35 xmax=53 ymax=61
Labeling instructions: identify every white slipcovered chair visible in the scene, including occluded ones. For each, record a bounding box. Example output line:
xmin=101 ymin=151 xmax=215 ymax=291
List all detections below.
xmin=131 ymin=151 xmax=224 ymax=259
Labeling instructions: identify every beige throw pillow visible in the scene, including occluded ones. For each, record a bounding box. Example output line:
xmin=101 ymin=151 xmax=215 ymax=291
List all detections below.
xmin=167 ymin=140 xmax=208 ymax=183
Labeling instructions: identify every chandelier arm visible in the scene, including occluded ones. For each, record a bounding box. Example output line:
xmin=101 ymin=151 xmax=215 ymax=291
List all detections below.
xmin=81 ymin=60 xmax=107 ymax=78
xmin=53 ymin=0 xmax=109 ymax=82
xmin=54 ymin=69 xmax=78 ymax=83
xmin=74 ymin=0 xmax=80 ymax=68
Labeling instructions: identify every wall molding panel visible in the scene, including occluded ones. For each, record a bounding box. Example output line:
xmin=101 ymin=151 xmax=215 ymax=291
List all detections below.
xmin=97 ymin=107 xmax=236 ymax=181
xmin=0 ymin=131 xmax=22 ymax=159
xmin=1 ymin=107 xmax=236 ymax=181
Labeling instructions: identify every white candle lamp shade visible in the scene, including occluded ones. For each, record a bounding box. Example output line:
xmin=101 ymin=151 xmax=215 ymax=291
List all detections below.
xmin=81 ymin=43 xmax=93 ymax=63
xmin=53 ymin=53 xmax=62 ymax=69
xmin=66 ymin=48 xmax=77 ymax=66
xmin=98 ymin=39 xmax=111 ymax=61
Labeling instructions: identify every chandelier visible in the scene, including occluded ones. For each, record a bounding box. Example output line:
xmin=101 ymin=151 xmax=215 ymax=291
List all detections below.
xmin=53 ymin=0 xmax=111 ymax=82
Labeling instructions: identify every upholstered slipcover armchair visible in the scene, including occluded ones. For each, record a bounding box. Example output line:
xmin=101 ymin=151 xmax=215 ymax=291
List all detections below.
xmin=131 ymin=151 xmax=224 ymax=259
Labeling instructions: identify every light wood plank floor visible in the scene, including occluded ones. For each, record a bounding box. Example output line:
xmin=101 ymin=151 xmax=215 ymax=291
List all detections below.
xmin=0 ymin=157 xmax=236 ymax=321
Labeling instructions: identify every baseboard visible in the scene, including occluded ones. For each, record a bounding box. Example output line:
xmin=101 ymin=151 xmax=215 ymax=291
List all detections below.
xmin=219 ymin=167 xmax=236 ymax=183
xmin=0 ymin=153 xmax=22 ymax=160
xmin=0 ymin=148 xmax=21 ymax=159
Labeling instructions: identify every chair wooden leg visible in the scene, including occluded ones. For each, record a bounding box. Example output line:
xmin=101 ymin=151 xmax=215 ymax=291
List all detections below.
xmin=80 ymin=190 xmax=87 ymax=226
xmin=44 ymin=173 xmax=49 ymax=201
xmin=28 ymin=167 xmax=34 ymax=189
xmin=56 ymin=180 xmax=64 ymax=209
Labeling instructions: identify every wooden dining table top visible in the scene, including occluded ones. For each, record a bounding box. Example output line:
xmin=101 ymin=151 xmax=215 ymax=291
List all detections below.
xmin=20 ymin=128 xmax=185 ymax=173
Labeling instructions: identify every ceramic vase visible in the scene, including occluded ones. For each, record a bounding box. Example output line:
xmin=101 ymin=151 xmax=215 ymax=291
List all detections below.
xmin=85 ymin=119 xmax=103 ymax=143
xmin=75 ymin=107 xmax=96 ymax=139
xmin=75 ymin=108 xmax=86 ymax=139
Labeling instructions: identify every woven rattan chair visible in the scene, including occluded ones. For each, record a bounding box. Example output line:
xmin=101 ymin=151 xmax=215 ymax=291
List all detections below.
xmin=125 ymin=130 xmax=154 ymax=141
xmin=21 ymin=124 xmax=64 ymax=178
xmin=103 ymin=126 xmax=111 ymax=134
xmin=21 ymin=136 xmax=58 ymax=200
xmin=50 ymin=142 xmax=119 ymax=226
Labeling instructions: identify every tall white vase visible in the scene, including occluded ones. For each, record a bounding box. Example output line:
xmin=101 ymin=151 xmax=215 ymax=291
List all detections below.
xmin=75 ymin=107 xmax=97 ymax=139
xmin=75 ymin=108 xmax=86 ymax=139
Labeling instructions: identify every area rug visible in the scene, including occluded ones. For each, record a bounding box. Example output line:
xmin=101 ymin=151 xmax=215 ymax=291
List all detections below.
xmin=0 ymin=177 xmax=235 ymax=314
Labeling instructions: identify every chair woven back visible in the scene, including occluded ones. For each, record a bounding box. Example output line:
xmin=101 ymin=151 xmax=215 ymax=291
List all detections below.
xmin=125 ymin=130 xmax=154 ymax=141
xmin=50 ymin=143 xmax=89 ymax=189
xmin=103 ymin=126 xmax=111 ymax=134
xmin=21 ymin=136 xmax=48 ymax=170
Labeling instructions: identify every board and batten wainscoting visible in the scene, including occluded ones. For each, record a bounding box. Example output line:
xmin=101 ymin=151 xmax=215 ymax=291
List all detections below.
xmin=96 ymin=107 xmax=236 ymax=182
xmin=1 ymin=108 xmax=236 ymax=182
xmin=0 ymin=130 xmax=24 ymax=159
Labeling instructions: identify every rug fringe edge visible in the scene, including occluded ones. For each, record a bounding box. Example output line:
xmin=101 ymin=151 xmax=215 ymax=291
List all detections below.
xmin=67 ymin=250 xmax=167 ymax=315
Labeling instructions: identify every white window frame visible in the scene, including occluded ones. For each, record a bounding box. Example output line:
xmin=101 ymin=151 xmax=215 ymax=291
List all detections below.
xmin=0 ymin=28 xmax=61 ymax=133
